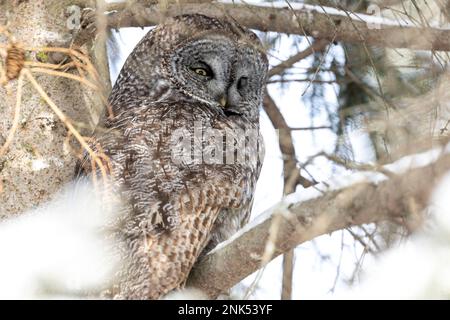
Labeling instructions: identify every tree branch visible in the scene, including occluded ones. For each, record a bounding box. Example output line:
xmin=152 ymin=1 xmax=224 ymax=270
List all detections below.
xmin=263 ymin=90 xmax=314 ymax=190
xmin=262 ymin=90 xmax=300 ymax=300
xmin=268 ymin=39 xmax=329 ymax=78
xmin=187 ymin=152 xmax=450 ymax=298
xmin=102 ymin=1 xmax=450 ymax=51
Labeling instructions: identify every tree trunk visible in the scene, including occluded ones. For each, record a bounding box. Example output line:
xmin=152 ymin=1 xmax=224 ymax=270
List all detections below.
xmin=0 ymin=0 xmax=107 ymax=218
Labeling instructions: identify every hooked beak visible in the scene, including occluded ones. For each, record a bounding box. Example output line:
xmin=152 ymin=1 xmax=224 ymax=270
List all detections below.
xmin=218 ymin=95 xmax=242 ymax=116
xmin=219 ymin=96 xmax=227 ymax=108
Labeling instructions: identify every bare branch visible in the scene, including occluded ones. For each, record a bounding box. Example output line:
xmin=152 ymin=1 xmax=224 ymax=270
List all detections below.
xmin=102 ymin=1 xmax=450 ymax=51
xmin=268 ymin=39 xmax=329 ymax=78
xmin=289 ymin=125 xmax=332 ymax=131
xmin=262 ymin=89 xmax=301 ymax=299
xmin=281 ymin=249 xmax=294 ymax=300
xmin=262 ymin=89 xmax=314 ymax=190
xmin=187 ymin=153 xmax=450 ymax=298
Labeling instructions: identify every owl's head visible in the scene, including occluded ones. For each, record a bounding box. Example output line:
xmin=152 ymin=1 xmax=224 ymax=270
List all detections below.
xmin=111 ymin=14 xmax=268 ymax=121
xmin=161 ymin=16 xmax=268 ymax=119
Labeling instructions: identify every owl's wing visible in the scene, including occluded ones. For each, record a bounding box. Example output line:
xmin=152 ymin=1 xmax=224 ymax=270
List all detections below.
xmin=199 ymin=128 xmax=264 ymax=257
xmin=83 ymin=103 xmax=257 ymax=299
xmin=117 ymin=171 xmax=253 ymax=299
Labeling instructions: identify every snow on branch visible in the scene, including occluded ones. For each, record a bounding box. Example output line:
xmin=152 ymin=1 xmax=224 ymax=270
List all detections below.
xmin=102 ymin=0 xmax=450 ymax=51
xmin=187 ymin=146 xmax=450 ymax=298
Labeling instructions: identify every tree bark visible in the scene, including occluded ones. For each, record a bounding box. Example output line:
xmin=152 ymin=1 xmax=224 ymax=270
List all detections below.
xmin=102 ymin=1 xmax=450 ymax=51
xmin=0 ymin=0 xmax=108 ymax=218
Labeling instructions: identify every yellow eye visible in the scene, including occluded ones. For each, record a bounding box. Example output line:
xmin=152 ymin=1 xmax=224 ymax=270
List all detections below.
xmin=194 ymin=68 xmax=208 ymax=76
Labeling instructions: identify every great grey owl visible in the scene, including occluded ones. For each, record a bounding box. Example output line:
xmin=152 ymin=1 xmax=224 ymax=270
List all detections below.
xmin=76 ymin=14 xmax=268 ymax=299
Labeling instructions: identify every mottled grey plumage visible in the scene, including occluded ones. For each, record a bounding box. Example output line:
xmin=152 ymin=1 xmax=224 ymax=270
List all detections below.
xmin=77 ymin=14 xmax=268 ymax=299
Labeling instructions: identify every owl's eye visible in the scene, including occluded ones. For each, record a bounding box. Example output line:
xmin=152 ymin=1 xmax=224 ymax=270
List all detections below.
xmin=194 ymin=68 xmax=208 ymax=76
xmin=190 ymin=62 xmax=213 ymax=78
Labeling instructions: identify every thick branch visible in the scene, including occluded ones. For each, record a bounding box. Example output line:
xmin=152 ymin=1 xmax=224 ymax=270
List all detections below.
xmin=187 ymin=153 xmax=450 ymax=298
xmin=104 ymin=1 xmax=450 ymax=51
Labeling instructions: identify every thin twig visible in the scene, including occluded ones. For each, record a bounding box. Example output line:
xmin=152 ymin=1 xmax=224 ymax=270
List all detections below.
xmin=268 ymin=39 xmax=329 ymax=78
xmin=29 ymin=67 xmax=100 ymax=91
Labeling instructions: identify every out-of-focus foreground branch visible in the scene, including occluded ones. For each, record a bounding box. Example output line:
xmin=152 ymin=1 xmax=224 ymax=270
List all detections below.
xmin=97 ymin=1 xmax=450 ymax=51
xmin=187 ymin=152 xmax=450 ymax=298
